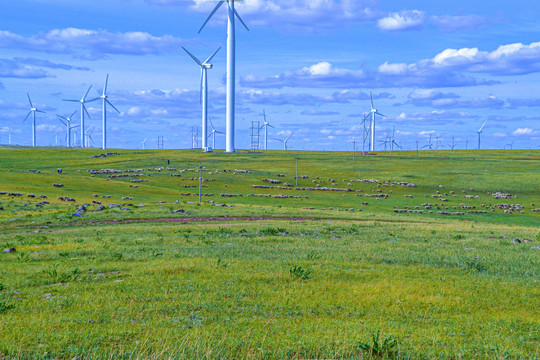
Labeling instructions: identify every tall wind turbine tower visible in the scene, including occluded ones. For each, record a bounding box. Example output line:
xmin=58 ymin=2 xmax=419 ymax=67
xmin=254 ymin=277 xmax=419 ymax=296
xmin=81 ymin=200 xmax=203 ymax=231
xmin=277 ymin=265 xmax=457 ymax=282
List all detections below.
xmin=63 ymin=86 xmax=93 ymax=147
xmin=89 ymin=74 xmax=120 ymax=150
xmin=477 ymin=120 xmax=487 ymax=150
xmin=24 ymin=93 xmax=45 ymax=147
xmin=260 ymin=109 xmax=274 ymax=150
xmin=199 ymin=0 xmax=249 ymax=153
xmin=368 ymin=92 xmax=385 ymax=152
xmin=182 ymin=46 xmax=221 ymax=150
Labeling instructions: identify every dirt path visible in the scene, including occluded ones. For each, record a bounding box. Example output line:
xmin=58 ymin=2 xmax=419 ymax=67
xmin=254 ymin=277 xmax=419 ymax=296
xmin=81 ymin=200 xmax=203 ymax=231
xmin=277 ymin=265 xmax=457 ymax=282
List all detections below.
xmin=95 ymin=216 xmax=309 ymax=225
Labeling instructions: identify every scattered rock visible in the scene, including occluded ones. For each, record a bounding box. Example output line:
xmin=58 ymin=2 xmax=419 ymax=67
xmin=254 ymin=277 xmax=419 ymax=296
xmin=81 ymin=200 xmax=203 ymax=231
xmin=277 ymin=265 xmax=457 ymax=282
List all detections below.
xmin=2 ymin=247 xmax=16 ymax=253
xmin=512 ymin=238 xmax=522 ymax=243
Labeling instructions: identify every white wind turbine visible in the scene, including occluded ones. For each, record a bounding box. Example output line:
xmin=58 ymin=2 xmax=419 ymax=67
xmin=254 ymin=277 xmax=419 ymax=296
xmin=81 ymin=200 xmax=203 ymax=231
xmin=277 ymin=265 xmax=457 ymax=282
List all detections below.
xmin=56 ymin=111 xmax=78 ymax=148
xmin=63 ymin=85 xmax=93 ymax=148
xmin=142 ymin=137 xmax=147 ymax=150
xmin=260 ymin=109 xmax=274 ymax=150
xmin=368 ymin=92 xmax=386 ymax=152
xmin=208 ymin=117 xmax=225 ymax=149
xmin=182 ymin=46 xmax=221 ymax=150
xmin=199 ymin=0 xmax=249 ymax=153
xmin=477 ymin=120 xmax=487 ymax=150
xmin=274 ymin=132 xmax=293 ymax=151
xmin=24 ymin=93 xmax=45 ymax=147
xmin=88 ymin=74 xmax=120 ymax=150
xmin=85 ymin=126 xmax=96 ymax=148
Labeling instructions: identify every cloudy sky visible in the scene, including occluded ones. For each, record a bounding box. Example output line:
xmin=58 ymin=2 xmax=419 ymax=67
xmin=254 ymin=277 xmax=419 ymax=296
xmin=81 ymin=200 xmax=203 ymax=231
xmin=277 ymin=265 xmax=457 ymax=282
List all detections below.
xmin=1 ymin=0 xmax=539 ymax=150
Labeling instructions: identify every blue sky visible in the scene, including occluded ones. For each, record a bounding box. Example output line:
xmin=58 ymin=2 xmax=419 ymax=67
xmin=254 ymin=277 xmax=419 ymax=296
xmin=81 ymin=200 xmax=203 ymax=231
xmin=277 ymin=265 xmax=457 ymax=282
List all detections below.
xmin=1 ymin=0 xmax=539 ymax=150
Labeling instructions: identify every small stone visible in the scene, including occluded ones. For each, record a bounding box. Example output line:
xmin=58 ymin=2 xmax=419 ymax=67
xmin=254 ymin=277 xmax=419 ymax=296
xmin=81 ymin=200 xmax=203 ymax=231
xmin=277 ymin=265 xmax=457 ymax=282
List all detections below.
xmin=42 ymin=293 xmax=52 ymax=299
xmin=2 ymin=247 xmax=16 ymax=253
xmin=512 ymin=238 xmax=521 ymax=243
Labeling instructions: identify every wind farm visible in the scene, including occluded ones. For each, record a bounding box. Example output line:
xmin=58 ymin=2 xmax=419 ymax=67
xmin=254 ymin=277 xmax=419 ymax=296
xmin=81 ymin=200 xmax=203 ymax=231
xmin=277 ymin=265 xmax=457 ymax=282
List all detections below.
xmin=0 ymin=1 xmax=539 ymax=359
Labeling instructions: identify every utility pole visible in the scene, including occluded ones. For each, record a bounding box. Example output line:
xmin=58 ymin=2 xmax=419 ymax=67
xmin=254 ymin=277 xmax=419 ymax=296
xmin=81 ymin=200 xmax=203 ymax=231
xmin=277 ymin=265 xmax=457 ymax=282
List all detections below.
xmin=157 ymin=136 xmax=164 ymax=150
xmin=197 ymin=165 xmax=205 ymax=203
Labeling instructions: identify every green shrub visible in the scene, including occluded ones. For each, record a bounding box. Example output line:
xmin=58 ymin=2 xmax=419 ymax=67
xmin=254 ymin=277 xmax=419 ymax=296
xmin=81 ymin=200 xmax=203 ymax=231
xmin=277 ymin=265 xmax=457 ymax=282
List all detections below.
xmin=357 ymin=330 xmax=398 ymax=358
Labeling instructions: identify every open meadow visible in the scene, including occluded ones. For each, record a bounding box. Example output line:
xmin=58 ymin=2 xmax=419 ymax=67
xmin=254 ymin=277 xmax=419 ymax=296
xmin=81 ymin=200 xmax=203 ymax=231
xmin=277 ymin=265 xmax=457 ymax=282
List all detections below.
xmin=0 ymin=148 xmax=538 ymax=359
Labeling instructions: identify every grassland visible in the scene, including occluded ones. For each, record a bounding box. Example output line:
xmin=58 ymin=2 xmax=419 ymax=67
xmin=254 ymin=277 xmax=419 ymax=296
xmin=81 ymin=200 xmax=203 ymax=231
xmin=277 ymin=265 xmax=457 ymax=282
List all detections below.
xmin=0 ymin=148 xmax=538 ymax=359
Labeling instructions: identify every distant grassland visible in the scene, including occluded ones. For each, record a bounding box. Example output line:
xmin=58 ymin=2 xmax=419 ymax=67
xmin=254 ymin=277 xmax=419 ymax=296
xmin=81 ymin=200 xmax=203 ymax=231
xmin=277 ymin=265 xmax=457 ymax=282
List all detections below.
xmin=0 ymin=148 xmax=538 ymax=359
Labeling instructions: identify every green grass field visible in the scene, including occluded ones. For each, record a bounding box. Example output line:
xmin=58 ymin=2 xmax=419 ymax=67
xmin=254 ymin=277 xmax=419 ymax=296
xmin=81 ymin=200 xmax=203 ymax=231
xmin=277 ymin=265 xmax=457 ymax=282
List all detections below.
xmin=0 ymin=148 xmax=538 ymax=359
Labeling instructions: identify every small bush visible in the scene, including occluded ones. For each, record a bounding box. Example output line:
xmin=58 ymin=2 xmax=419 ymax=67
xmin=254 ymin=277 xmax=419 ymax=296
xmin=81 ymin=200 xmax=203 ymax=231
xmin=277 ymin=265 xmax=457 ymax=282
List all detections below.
xmin=289 ymin=265 xmax=312 ymax=281
xmin=357 ymin=330 xmax=398 ymax=358
xmin=112 ymin=252 xmax=123 ymax=261
xmin=0 ymin=301 xmax=15 ymax=314
xmin=261 ymin=227 xmax=286 ymax=236
xmin=306 ymin=251 xmax=322 ymax=261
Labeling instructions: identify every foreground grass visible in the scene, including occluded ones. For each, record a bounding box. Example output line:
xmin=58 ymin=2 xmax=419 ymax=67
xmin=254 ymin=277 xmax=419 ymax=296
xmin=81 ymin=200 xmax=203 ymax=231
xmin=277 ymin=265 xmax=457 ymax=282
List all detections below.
xmin=0 ymin=148 xmax=538 ymax=359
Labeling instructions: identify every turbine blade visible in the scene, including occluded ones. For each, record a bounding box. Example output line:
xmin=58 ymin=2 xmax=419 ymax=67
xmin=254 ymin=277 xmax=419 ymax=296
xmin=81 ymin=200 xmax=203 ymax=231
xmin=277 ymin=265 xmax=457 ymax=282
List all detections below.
xmin=69 ymin=110 xmax=77 ymax=119
xmin=23 ymin=111 xmax=32 ymax=122
xmin=103 ymin=74 xmax=109 ymax=96
xmin=83 ymin=85 xmax=92 ymax=101
xmin=208 ymin=117 xmax=215 ymax=130
xmin=86 ymin=97 xmax=100 ymax=102
xmin=198 ymin=1 xmax=225 ymax=34
xmin=71 ymin=124 xmax=81 ymax=129
xmin=268 ymin=124 xmax=275 ymax=128
xmin=27 ymin=93 xmax=33 ymax=108
xmin=370 ymin=91 xmax=374 ymax=109
xmin=83 ymin=104 xmax=91 ymax=120
xmin=478 ymin=120 xmax=487 ymax=132
xmin=63 ymin=99 xmax=80 ymax=102
xmin=57 ymin=115 xmax=68 ymax=121
xmin=182 ymin=46 xmax=202 ymax=66
xmin=107 ymin=99 xmax=120 ymax=113
xmin=286 ymin=132 xmax=293 ymax=141
xmin=376 ymin=111 xmax=386 ymax=117
xmin=204 ymin=46 xmax=221 ymax=64
xmin=36 ymin=110 xmax=46 ymax=113
xmin=234 ymin=8 xmax=250 ymax=31
xmin=57 ymin=118 xmax=67 ymax=126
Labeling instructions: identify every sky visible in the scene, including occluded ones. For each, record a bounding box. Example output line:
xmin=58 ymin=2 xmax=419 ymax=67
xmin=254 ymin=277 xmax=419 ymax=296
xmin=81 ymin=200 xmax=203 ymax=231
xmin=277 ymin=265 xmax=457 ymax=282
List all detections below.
xmin=1 ymin=0 xmax=539 ymax=151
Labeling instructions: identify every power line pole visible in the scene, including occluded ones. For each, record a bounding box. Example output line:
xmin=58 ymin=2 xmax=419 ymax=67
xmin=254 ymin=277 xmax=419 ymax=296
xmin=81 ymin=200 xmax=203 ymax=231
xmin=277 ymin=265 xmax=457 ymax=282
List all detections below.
xmin=157 ymin=136 xmax=164 ymax=149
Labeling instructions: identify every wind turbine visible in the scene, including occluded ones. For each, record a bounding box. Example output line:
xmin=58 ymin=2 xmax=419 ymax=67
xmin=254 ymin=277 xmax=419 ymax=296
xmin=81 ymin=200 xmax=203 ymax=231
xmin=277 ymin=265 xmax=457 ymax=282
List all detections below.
xmin=260 ymin=109 xmax=274 ymax=150
xmin=208 ymin=117 xmax=225 ymax=150
xmin=23 ymin=93 xmax=45 ymax=147
xmin=368 ymin=92 xmax=386 ymax=152
xmin=182 ymin=46 xmax=221 ymax=150
xmin=56 ymin=111 xmax=77 ymax=148
xmin=505 ymin=140 xmax=514 ymax=150
xmin=477 ymin=120 xmax=487 ymax=150
xmin=88 ymin=74 xmax=120 ymax=150
xmin=63 ymin=85 xmax=93 ymax=147
xmin=274 ymin=132 xmax=293 ymax=151
xmin=199 ymin=0 xmax=249 ymax=153
xmin=85 ymin=126 xmax=96 ymax=148
xmin=142 ymin=137 xmax=147 ymax=150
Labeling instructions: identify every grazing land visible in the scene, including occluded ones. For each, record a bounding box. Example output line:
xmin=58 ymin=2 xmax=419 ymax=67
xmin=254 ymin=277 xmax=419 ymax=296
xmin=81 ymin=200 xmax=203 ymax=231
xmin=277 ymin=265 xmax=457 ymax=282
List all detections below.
xmin=0 ymin=148 xmax=539 ymax=359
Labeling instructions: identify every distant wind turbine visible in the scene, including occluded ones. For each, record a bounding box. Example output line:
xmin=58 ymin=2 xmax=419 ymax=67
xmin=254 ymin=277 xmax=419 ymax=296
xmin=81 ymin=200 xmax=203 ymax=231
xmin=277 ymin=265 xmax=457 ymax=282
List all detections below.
xmin=260 ymin=109 xmax=275 ymax=150
xmin=182 ymin=46 xmax=221 ymax=150
xmin=477 ymin=120 xmax=487 ymax=150
xmin=199 ymin=0 xmax=249 ymax=153
xmin=208 ymin=117 xmax=225 ymax=150
xmin=368 ymin=92 xmax=386 ymax=152
xmin=63 ymin=86 xmax=93 ymax=147
xmin=88 ymin=74 xmax=120 ymax=150
xmin=274 ymin=132 xmax=293 ymax=151
xmin=56 ymin=111 xmax=78 ymax=148
xmin=505 ymin=140 xmax=514 ymax=150
xmin=85 ymin=126 xmax=96 ymax=147
xmin=24 ymin=93 xmax=45 ymax=147
xmin=142 ymin=137 xmax=147 ymax=150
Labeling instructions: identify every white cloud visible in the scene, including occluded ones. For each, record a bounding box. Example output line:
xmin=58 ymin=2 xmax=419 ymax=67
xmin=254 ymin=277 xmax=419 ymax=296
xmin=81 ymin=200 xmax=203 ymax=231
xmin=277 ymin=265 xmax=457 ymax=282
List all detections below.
xmin=377 ymin=10 xmax=426 ymax=31
xmin=0 ymin=28 xmax=190 ymax=60
xmin=512 ymin=128 xmax=537 ymax=136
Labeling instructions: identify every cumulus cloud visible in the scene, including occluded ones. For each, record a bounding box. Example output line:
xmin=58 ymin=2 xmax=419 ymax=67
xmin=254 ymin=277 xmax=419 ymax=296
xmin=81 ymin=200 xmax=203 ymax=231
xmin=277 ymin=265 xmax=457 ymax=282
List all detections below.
xmin=156 ymin=0 xmax=379 ymax=32
xmin=512 ymin=128 xmax=537 ymax=136
xmin=0 ymin=28 xmax=190 ymax=60
xmin=377 ymin=10 xmax=426 ymax=31
xmin=243 ymin=41 xmax=540 ymax=89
